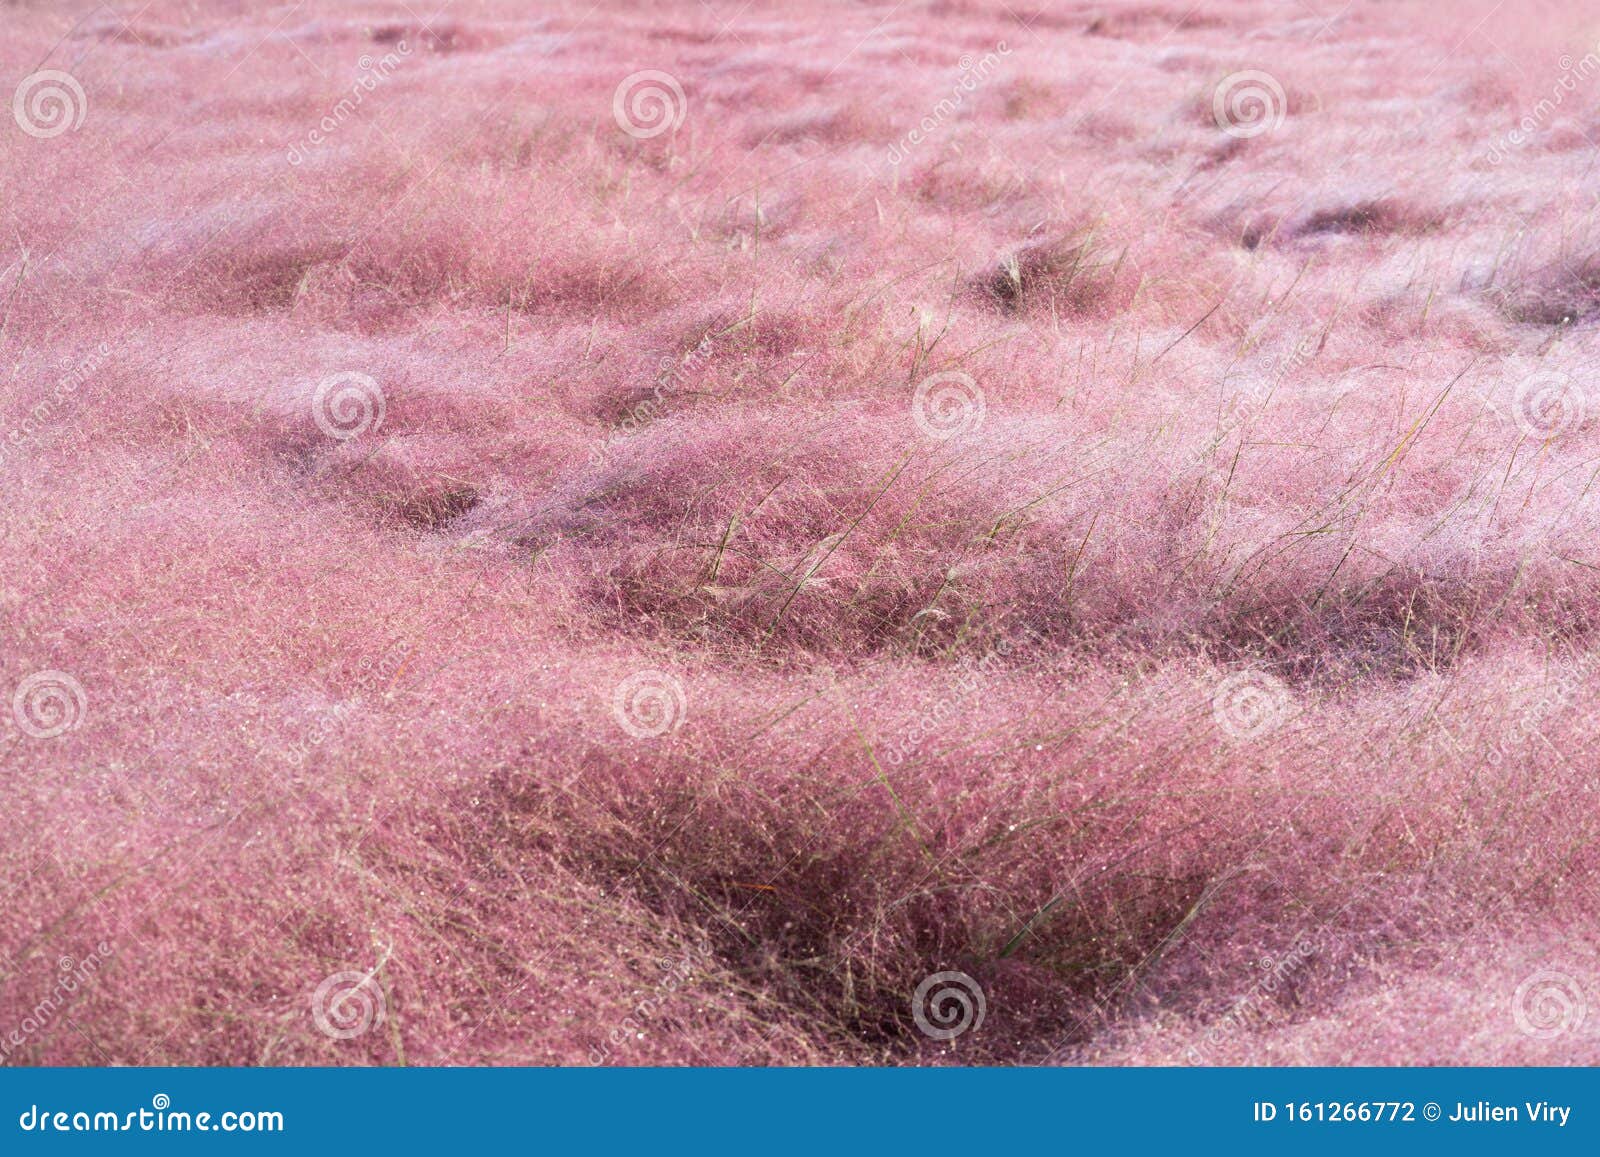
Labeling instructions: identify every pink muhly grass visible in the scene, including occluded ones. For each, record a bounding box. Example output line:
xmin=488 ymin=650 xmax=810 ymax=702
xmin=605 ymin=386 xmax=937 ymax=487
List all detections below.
xmin=1 ymin=0 xmax=1596 ymax=1067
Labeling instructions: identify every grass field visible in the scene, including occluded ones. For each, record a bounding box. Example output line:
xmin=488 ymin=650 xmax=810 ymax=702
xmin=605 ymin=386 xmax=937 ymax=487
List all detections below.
xmin=1 ymin=0 xmax=1596 ymax=1065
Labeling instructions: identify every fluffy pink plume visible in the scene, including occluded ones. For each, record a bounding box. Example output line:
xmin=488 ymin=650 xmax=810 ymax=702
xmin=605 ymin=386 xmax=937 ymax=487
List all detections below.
xmin=2 ymin=0 xmax=1597 ymax=1066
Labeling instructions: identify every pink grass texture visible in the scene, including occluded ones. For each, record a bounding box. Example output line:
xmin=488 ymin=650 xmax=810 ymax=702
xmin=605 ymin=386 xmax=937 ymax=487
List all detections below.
xmin=2 ymin=0 xmax=1598 ymax=1066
